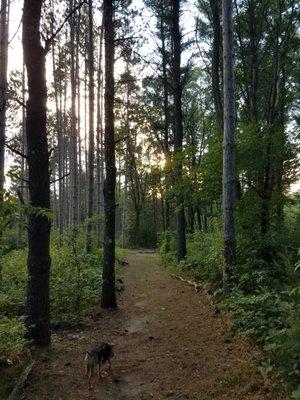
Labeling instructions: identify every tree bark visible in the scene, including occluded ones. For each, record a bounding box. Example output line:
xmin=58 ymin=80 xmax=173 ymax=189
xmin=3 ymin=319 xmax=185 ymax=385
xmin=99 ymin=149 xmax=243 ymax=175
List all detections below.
xmin=222 ymin=0 xmax=236 ymax=292
xmin=172 ymin=0 xmax=186 ymax=262
xmin=101 ymin=0 xmax=117 ymax=308
xmin=23 ymin=0 xmax=51 ymax=346
xmin=159 ymin=3 xmax=171 ymax=233
xmin=0 ymin=0 xmax=9 ymax=203
xmin=86 ymin=0 xmax=95 ymax=252
xmin=96 ymin=21 xmax=104 ymax=247
xmin=209 ymin=0 xmax=223 ymax=132
xmin=69 ymin=0 xmax=79 ymax=229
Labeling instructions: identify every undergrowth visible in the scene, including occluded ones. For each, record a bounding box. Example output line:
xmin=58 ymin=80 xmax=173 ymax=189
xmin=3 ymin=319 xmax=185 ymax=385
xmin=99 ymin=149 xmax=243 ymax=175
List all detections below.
xmin=0 ymin=229 xmax=124 ymax=365
xmin=159 ymin=225 xmax=300 ymax=397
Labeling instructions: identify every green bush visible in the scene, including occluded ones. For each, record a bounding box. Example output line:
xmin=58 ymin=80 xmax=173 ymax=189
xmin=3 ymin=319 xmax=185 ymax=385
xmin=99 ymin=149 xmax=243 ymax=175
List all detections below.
xmin=0 ymin=316 xmax=28 ymax=364
xmin=186 ymin=230 xmax=223 ymax=283
xmin=160 ymin=222 xmax=300 ymax=389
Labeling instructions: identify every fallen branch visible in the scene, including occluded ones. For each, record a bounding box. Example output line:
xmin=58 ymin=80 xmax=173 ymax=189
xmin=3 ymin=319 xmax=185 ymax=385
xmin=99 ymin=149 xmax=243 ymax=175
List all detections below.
xmin=170 ymin=274 xmax=201 ymax=292
xmin=170 ymin=274 xmax=220 ymax=314
xmin=7 ymin=360 xmax=35 ymax=400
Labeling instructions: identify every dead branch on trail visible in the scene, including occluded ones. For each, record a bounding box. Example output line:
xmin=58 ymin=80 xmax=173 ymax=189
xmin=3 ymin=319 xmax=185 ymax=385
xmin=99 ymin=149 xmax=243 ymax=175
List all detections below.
xmin=170 ymin=274 xmax=220 ymax=314
xmin=170 ymin=274 xmax=201 ymax=292
xmin=7 ymin=360 xmax=35 ymax=400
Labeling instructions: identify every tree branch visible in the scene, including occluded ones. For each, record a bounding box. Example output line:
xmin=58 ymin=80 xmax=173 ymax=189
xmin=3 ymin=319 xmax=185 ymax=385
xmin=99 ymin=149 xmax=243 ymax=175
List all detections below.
xmin=50 ymin=172 xmax=70 ymax=184
xmin=44 ymin=0 xmax=87 ymax=53
xmin=5 ymin=143 xmax=28 ymax=159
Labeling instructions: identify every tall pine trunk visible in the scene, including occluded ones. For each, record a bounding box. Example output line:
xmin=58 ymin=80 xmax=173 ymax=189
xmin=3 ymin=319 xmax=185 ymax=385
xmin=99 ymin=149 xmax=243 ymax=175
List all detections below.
xmin=86 ymin=0 xmax=95 ymax=252
xmin=0 ymin=0 xmax=9 ymax=204
xmin=23 ymin=0 xmax=51 ymax=346
xmin=101 ymin=0 xmax=116 ymax=308
xmin=222 ymin=0 xmax=236 ymax=292
xmin=172 ymin=0 xmax=186 ymax=262
xmin=69 ymin=0 xmax=79 ymax=229
xmin=209 ymin=0 xmax=223 ymax=132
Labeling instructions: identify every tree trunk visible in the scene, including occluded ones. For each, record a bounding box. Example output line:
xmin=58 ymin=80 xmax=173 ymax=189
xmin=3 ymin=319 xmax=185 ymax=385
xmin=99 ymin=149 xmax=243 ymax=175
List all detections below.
xmin=172 ymin=0 xmax=186 ymax=262
xmin=69 ymin=0 xmax=79 ymax=229
xmin=0 ymin=0 xmax=9 ymax=204
xmin=50 ymin=10 xmax=64 ymax=242
xmin=86 ymin=0 xmax=95 ymax=253
xmin=222 ymin=0 xmax=236 ymax=292
xmin=159 ymin=3 xmax=171 ymax=234
xmin=96 ymin=21 xmax=104 ymax=247
xmin=101 ymin=0 xmax=116 ymax=308
xmin=23 ymin=0 xmax=51 ymax=346
xmin=209 ymin=0 xmax=223 ymax=132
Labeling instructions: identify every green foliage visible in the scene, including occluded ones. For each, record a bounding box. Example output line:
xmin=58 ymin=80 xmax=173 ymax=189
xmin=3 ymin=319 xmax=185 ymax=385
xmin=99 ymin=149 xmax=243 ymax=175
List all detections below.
xmin=160 ymin=200 xmax=300 ymax=390
xmin=292 ymin=386 xmax=300 ymax=399
xmin=0 ymin=227 xmax=125 ymax=362
xmin=0 ymin=316 xmax=28 ymax=364
xmin=50 ymin=244 xmax=103 ymax=320
xmin=185 ymin=229 xmax=223 ymax=283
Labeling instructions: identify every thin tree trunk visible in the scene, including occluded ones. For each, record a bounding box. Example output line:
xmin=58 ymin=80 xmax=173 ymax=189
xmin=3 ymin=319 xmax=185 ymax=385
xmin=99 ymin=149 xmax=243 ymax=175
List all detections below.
xmin=69 ymin=0 xmax=79 ymax=229
xmin=101 ymin=0 xmax=116 ymax=308
xmin=96 ymin=22 xmax=104 ymax=247
xmin=0 ymin=0 xmax=9 ymax=204
xmin=17 ymin=62 xmax=27 ymax=248
xmin=86 ymin=0 xmax=95 ymax=252
xmin=23 ymin=0 xmax=51 ymax=346
xmin=50 ymin=9 xmax=64 ymax=242
xmin=159 ymin=2 xmax=171 ymax=233
xmin=222 ymin=0 xmax=236 ymax=292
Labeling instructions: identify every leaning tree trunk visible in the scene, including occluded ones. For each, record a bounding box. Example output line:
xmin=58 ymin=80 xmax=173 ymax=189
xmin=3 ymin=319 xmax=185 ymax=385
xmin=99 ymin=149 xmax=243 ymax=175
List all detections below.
xmin=172 ymin=0 xmax=186 ymax=262
xmin=101 ymin=0 xmax=116 ymax=308
xmin=23 ymin=0 xmax=51 ymax=346
xmin=85 ymin=0 xmax=95 ymax=253
xmin=222 ymin=0 xmax=236 ymax=293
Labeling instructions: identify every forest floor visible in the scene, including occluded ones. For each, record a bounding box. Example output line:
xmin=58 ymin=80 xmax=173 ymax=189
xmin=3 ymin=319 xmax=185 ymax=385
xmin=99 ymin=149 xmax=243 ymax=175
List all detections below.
xmin=19 ymin=250 xmax=288 ymax=400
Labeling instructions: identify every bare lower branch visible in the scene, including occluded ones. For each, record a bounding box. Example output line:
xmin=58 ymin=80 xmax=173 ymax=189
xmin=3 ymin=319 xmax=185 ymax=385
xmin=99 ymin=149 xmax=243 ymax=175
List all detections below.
xmin=50 ymin=172 xmax=70 ymax=184
xmin=11 ymin=98 xmax=27 ymax=108
xmin=5 ymin=143 xmax=28 ymax=159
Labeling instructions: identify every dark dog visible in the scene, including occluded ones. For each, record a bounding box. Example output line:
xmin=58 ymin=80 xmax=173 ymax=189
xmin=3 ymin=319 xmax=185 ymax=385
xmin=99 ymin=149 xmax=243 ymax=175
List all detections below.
xmin=116 ymin=278 xmax=125 ymax=292
xmin=85 ymin=342 xmax=115 ymax=389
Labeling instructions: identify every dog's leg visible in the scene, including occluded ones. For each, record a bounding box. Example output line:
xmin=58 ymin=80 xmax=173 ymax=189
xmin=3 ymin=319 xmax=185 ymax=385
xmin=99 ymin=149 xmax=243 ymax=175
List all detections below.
xmin=88 ymin=371 xmax=93 ymax=390
xmin=108 ymin=359 xmax=112 ymax=372
xmin=98 ymin=363 xmax=102 ymax=382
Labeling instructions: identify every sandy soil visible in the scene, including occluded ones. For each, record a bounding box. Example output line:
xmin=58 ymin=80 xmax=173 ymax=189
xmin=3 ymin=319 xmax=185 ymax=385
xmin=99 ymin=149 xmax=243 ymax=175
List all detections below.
xmin=19 ymin=251 xmax=288 ymax=400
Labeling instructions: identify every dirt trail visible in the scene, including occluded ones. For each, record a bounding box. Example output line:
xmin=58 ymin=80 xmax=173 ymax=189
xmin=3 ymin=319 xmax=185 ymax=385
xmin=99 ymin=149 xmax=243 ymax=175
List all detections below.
xmin=20 ymin=251 xmax=286 ymax=400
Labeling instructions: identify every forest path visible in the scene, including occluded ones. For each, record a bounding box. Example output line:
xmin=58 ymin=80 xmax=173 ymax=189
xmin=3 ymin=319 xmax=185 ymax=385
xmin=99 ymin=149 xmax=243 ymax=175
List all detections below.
xmin=21 ymin=251 xmax=285 ymax=400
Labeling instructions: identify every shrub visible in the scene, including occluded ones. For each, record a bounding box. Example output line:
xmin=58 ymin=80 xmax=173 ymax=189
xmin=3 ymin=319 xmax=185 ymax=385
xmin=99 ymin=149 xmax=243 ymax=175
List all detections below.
xmin=0 ymin=316 xmax=28 ymax=364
